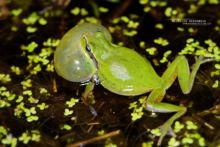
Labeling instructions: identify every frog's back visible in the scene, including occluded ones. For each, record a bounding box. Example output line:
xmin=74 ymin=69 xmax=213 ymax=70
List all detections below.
xmin=98 ymin=47 xmax=163 ymax=96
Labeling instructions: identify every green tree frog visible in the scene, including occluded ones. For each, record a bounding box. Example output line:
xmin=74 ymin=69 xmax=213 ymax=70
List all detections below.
xmin=54 ymin=23 xmax=211 ymax=145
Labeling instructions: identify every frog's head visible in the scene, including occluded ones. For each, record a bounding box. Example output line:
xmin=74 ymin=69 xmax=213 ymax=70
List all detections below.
xmin=84 ymin=31 xmax=114 ymax=56
xmin=54 ymin=23 xmax=113 ymax=84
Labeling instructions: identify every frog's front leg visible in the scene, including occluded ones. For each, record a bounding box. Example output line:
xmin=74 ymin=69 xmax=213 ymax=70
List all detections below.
xmin=82 ymin=81 xmax=98 ymax=116
xmin=146 ymin=56 xmax=207 ymax=146
xmin=82 ymin=82 xmax=95 ymax=105
xmin=82 ymin=73 xmax=99 ymax=105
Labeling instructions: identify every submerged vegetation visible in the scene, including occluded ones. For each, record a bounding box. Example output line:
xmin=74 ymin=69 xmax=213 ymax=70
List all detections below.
xmin=0 ymin=0 xmax=220 ymax=146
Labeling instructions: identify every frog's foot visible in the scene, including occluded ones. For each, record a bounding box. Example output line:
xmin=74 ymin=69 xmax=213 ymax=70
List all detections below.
xmin=157 ymin=121 xmax=175 ymax=146
xmin=195 ymin=56 xmax=214 ymax=64
xmin=201 ymin=58 xmax=214 ymax=64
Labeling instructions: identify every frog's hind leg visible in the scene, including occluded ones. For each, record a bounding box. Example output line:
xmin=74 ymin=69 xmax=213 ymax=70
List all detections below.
xmin=146 ymin=89 xmax=186 ymax=146
xmin=146 ymin=56 xmax=205 ymax=145
xmin=162 ymin=55 xmax=203 ymax=94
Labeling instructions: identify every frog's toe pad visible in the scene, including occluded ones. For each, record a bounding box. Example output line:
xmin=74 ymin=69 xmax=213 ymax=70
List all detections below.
xmin=159 ymin=125 xmax=175 ymax=137
xmin=167 ymin=128 xmax=176 ymax=137
xmin=195 ymin=56 xmax=214 ymax=64
xmin=157 ymin=125 xmax=176 ymax=146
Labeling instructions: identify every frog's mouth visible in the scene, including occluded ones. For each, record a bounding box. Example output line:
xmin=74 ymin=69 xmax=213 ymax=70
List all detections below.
xmin=83 ymin=36 xmax=100 ymax=84
xmin=83 ymin=35 xmax=99 ymax=70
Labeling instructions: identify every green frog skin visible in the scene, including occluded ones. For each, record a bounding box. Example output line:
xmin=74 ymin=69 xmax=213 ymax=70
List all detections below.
xmin=54 ymin=23 xmax=210 ymax=145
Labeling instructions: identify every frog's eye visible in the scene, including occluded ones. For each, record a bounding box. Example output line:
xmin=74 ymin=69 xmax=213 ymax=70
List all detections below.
xmin=86 ymin=44 xmax=91 ymax=52
xmin=83 ymin=36 xmax=91 ymax=52
xmin=96 ymin=28 xmax=102 ymax=32
xmin=83 ymin=36 xmax=99 ymax=68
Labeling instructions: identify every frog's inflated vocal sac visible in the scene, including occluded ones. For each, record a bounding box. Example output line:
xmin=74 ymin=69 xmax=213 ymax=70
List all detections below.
xmin=54 ymin=23 xmax=210 ymax=145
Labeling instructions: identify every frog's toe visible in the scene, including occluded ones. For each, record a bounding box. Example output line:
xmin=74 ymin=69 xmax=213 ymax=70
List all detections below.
xmin=157 ymin=126 xmax=169 ymax=146
xmin=157 ymin=123 xmax=176 ymax=146
xmin=201 ymin=57 xmax=214 ymax=64
xmin=195 ymin=56 xmax=214 ymax=64
xmin=167 ymin=127 xmax=176 ymax=137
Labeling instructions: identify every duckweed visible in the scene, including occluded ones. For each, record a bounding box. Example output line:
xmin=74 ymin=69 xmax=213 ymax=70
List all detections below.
xmin=38 ymin=18 xmax=47 ymax=25
xmin=154 ymin=37 xmax=169 ymax=46
xmin=66 ymin=98 xmax=79 ymax=108
xmin=155 ymin=23 xmax=164 ymax=30
xmin=22 ymin=12 xmax=39 ymax=25
xmin=18 ymin=130 xmax=40 ymax=144
xmin=26 ymin=26 xmax=37 ymax=33
xmin=146 ymin=47 xmax=157 ymax=55
xmin=0 ymin=73 xmax=11 ymax=83
xmin=142 ymin=141 xmax=153 ymax=147
xmin=168 ymin=137 xmax=180 ymax=147
xmin=2 ymin=134 xmax=17 ymax=147
xmin=11 ymin=8 xmax=23 ymax=16
xmin=21 ymin=41 xmax=38 ymax=53
xmin=37 ymin=103 xmax=49 ymax=110
xmin=160 ymin=50 xmax=172 ymax=63
xmin=99 ymin=7 xmax=109 ymax=13
xmin=174 ymin=121 xmax=184 ymax=133
xmin=212 ymin=80 xmax=219 ymax=88
xmin=11 ymin=66 xmax=21 ymax=75
xmin=186 ymin=121 xmax=198 ymax=130
xmin=70 ymin=7 xmax=80 ymax=15
xmin=129 ymin=97 xmax=146 ymax=121
xmin=1 ymin=1 xmax=219 ymax=146
xmin=64 ymin=108 xmax=73 ymax=116
xmin=21 ymin=79 xmax=32 ymax=89
xmin=150 ymin=128 xmax=161 ymax=137
xmin=61 ymin=124 xmax=72 ymax=131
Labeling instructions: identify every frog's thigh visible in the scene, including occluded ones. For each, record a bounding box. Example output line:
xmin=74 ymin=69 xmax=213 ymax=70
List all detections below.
xmin=146 ymin=89 xmax=185 ymax=113
xmin=161 ymin=56 xmax=188 ymax=89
